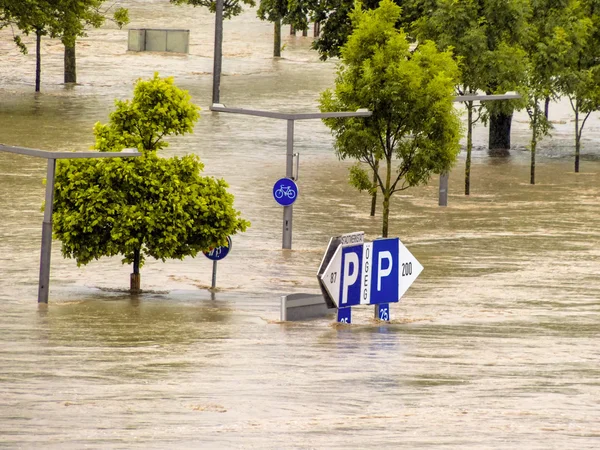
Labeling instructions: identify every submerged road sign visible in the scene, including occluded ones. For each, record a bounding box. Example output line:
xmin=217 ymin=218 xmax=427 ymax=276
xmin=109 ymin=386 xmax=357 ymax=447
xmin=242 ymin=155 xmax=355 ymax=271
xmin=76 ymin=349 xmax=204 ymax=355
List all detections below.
xmin=319 ymin=237 xmax=423 ymax=308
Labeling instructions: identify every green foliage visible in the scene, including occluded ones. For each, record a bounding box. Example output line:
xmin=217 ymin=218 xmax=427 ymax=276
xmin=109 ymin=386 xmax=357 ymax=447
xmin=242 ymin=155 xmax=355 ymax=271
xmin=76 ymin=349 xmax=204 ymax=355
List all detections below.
xmin=53 ymin=153 xmax=248 ymax=268
xmin=348 ymin=163 xmax=376 ymax=194
xmin=320 ymin=0 xmax=462 ymax=236
xmin=93 ymin=73 xmax=200 ymax=153
xmin=52 ymin=74 xmax=249 ymax=280
xmin=0 ymin=0 xmax=129 ymax=51
xmin=171 ymin=0 xmax=255 ymax=19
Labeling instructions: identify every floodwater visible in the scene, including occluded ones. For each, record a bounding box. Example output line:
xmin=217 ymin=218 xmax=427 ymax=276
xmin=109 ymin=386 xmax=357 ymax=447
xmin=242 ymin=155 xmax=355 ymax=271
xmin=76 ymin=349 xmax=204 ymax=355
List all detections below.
xmin=1 ymin=1 xmax=600 ymax=448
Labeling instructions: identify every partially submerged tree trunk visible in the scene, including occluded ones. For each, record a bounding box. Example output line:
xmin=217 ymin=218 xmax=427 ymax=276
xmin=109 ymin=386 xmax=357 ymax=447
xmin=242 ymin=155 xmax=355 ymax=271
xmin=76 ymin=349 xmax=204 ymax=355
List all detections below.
xmin=381 ymin=158 xmax=392 ymax=238
xmin=314 ymin=22 xmax=321 ymax=37
xmin=465 ymin=101 xmax=473 ymax=195
xmin=575 ymin=106 xmax=580 ymax=173
xmin=35 ymin=29 xmax=42 ymax=92
xmin=530 ymin=111 xmax=538 ymax=185
xmin=130 ymin=248 xmax=141 ymax=293
xmin=274 ymin=19 xmax=281 ymax=57
xmin=64 ymin=43 xmax=76 ymax=84
xmin=370 ymin=160 xmax=379 ymax=217
xmin=488 ymin=111 xmax=512 ymax=155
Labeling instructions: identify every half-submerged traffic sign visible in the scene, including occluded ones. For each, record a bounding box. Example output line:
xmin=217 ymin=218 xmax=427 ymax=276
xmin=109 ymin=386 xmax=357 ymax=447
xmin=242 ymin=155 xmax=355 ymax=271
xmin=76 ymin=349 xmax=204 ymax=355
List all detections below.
xmin=319 ymin=237 xmax=423 ymax=312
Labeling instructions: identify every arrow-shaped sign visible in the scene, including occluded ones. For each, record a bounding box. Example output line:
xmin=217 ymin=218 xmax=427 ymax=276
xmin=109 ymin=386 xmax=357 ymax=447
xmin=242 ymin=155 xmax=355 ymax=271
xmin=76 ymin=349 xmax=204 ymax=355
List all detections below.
xmin=398 ymin=238 xmax=423 ymax=299
xmin=318 ymin=237 xmax=423 ymax=308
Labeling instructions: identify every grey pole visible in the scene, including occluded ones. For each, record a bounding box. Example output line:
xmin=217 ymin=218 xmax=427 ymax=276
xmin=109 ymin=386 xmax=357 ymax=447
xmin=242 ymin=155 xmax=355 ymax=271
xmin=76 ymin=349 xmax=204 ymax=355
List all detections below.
xmin=439 ymin=172 xmax=449 ymax=207
xmin=38 ymin=158 xmax=56 ymax=303
xmin=283 ymin=119 xmax=294 ymax=249
xmin=212 ymin=0 xmax=224 ymax=105
xmin=211 ymin=260 xmax=218 ymax=289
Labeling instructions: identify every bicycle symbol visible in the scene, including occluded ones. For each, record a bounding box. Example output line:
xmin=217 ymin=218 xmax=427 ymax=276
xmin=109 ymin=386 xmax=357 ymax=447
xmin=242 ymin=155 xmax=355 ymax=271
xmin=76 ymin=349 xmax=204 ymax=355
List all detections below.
xmin=274 ymin=184 xmax=296 ymax=200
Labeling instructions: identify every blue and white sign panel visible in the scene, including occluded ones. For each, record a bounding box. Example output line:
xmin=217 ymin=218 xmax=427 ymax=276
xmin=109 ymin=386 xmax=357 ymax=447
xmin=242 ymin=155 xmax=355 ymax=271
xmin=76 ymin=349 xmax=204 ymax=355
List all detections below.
xmin=203 ymin=236 xmax=232 ymax=261
xmin=320 ymin=238 xmax=423 ymax=308
xmin=273 ymin=178 xmax=298 ymax=206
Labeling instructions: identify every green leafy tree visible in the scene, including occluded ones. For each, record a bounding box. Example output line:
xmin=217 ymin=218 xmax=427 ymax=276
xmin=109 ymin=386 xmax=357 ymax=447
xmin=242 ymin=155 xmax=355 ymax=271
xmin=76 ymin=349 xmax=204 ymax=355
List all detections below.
xmin=0 ymin=0 xmax=60 ymax=91
xmin=257 ymin=0 xmax=317 ymax=57
xmin=320 ymin=0 xmax=462 ymax=237
xmin=556 ymin=0 xmax=597 ymax=173
xmin=52 ymin=74 xmax=249 ymax=292
xmin=523 ymin=0 xmax=587 ymax=184
xmin=414 ymin=0 xmax=528 ymax=195
xmin=171 ymin=0 xmax=255 ymax=18
xmin=57 ymin=0 xmax=129 ymax=84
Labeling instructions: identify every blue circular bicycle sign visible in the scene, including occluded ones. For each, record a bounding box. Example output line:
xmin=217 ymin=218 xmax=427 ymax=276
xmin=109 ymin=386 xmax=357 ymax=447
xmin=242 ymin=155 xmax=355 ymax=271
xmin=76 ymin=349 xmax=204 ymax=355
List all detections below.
xmin=203 ymin=236 xmax=232 ymax=261
xmin=273 ymin=178 xmax=298 ymax=206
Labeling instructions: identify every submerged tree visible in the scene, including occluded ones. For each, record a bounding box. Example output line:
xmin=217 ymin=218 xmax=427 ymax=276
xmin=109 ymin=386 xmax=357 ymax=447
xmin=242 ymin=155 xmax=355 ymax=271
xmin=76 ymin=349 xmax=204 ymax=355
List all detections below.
xmin=52 ymin=74 xmax=249 ymax=292
xmin=320 ymin=0 xmax=462 ymax=237
xmin=414 ymin=0 xmax=528 ymax=194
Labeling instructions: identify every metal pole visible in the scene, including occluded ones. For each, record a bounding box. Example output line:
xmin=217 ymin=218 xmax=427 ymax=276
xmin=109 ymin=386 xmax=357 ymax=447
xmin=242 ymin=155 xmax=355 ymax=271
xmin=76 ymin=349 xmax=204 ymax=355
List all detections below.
xmin=212 ymin=0 xmax=224 ymax=105
xmin=38 ymin=158 xmax=56 ymax=303
xmin=283 ymin=119 xmax=294 ymax=249
xmin=211 ymin=260 xmax=218 ymax=289
xmin=439 ymin=172 xmax=449 ymax=207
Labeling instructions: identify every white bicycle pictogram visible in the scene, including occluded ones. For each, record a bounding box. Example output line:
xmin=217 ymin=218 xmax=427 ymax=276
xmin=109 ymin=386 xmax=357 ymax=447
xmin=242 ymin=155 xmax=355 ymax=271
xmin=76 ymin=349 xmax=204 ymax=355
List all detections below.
xmin=274 ymin=185 xmax=296 ymax=200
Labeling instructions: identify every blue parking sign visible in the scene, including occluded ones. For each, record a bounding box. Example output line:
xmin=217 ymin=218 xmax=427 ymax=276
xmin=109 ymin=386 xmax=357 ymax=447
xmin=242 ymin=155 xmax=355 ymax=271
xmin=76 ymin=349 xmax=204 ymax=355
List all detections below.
xmin=370 ymin=238 xmax=399 ymax=305
xmin=338 ymin=244 xmax=363 ymax=307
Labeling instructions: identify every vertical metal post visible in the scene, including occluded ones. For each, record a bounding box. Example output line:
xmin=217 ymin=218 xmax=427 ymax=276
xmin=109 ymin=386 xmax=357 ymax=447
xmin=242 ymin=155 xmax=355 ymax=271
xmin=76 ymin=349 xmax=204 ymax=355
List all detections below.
xmin=439 ymin=172 xmax=449 ymax=207
xmin=283 ymin=119 xmax=294 ymax=249
xmin=211 ymin=260 xmax=218 ymax=289
xmin=38 ymin=158 xmax=56 ymax=303
xmin=212 ymin=0 xmax=224 ymax=105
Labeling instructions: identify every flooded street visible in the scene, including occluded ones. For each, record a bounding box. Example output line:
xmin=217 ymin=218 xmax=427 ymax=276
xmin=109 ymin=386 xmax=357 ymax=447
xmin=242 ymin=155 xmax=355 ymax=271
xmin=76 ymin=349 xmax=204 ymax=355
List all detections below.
xmin=1 ymin=1 xmax=600 ymax=448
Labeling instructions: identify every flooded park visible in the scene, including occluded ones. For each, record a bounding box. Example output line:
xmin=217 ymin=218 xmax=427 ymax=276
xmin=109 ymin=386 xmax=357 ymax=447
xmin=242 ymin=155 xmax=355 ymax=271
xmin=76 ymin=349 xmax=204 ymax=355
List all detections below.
xmin=1 ymin=0 xmax=600 ymax=448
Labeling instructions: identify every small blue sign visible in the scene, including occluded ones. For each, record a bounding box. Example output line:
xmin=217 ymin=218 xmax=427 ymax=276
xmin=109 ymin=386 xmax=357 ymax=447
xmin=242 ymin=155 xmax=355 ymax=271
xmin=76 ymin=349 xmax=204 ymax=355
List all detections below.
xmin=273 ymin=178 xmax=298 ymax=206
xmin=203 ymin=236 xmax=232 ymax=261
xmin=337 ymin=307 xmax=352 ymax=324
xmin=376 ymin=303 xmax=390 ymax=322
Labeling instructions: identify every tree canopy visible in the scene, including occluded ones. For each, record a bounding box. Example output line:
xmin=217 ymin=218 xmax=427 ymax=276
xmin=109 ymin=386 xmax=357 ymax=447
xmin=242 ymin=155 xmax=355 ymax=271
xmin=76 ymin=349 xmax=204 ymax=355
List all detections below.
xmin=320 ymin=0 xmax=462 ymax=237
xmin=52 ymin=74 xmax=249 ymax=292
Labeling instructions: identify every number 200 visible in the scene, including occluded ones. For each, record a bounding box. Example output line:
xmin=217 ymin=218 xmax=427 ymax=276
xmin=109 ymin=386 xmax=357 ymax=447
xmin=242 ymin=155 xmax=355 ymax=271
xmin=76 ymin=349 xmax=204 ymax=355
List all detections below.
xmin=402 ymin=262 xmax=412 ymax=276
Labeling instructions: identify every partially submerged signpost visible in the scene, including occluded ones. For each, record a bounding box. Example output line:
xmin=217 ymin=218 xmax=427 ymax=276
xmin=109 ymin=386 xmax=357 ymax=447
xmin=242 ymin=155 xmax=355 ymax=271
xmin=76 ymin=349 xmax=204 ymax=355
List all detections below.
xmin=318 ymin=232 xmax=423 ymax=323
xmin=0 ymin=144 xmax=141 ymax=304
xmin=203 ymin=236 xmax=232 ymax=290
xmin=209 ymin=104 xmax=372 ymax=250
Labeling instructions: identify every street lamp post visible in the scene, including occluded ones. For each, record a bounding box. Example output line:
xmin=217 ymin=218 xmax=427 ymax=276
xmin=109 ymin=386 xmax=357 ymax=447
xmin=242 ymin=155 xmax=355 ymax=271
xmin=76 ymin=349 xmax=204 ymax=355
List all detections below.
xmin=210 ymin=104 xmax=372 ymax=250
xmin=0 ymin=144 xmax=141 ymax=303
xmin=438 ymin=93 xmax=522 ymax=206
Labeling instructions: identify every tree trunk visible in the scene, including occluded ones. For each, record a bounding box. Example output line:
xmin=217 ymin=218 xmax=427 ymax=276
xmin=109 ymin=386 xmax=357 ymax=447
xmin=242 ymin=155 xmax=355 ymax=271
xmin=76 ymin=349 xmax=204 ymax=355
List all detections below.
xmin=314 ymin=22 xmax=320 ymax=37
xmin=274 ymin=19 xmax=281 ymax=57
xmin=290 ymin=25 xmax=296 ymax=36
xmin=64 ymin=43 xmax=76 ymax=84
xmin=544 ymin=97 xmax=550 ymax=120
xmin=302 ymin=26 xmax=308 ymax=37
xmin=35 ymin=29 xmax=42 ymax=92
xmin=465 ymin=101 xmax=473 ymax=195
xmin=370 ymin=160 xmax=379 ymax=217
xmin=381 ymin=158 xmax=392 ymax=238
xmin=575 ymin=106 xmax=580 ymax=173
xmin=130 ymin=248 xmax=141 ymax=293
xmin=488 ymin=111 xmax=512 ymax=155
xmin=212 ymin=0 xmax=224 ymax=105
xmin=530 ymin=113 xmax=537 ymax=185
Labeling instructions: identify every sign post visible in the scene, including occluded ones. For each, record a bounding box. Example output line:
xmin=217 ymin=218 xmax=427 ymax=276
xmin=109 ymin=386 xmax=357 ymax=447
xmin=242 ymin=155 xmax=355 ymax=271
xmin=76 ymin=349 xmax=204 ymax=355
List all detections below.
xmin=209 ymin=104 xmax=372 ymax=250
xmin=318 ymin=236 xmax=423 ymax=323
xmin=203 ymin=236 xmax=232 ymax=289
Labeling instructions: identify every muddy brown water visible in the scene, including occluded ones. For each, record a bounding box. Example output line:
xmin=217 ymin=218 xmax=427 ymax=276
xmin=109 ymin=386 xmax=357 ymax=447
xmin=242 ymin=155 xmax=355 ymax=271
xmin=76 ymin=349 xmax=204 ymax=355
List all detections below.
xmin=1 ymin=2 xmax=599 ymax=448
